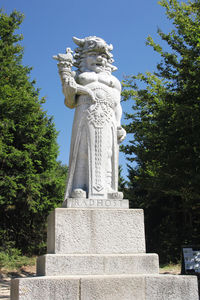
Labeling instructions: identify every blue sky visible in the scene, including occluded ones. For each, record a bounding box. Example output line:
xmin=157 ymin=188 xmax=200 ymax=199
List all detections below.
xmin=1 ymin=0 xmax=171 ymax=178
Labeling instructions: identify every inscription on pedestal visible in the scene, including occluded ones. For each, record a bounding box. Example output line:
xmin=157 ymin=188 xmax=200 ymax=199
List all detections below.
xmin=65 ymin=198 xmax=129 ymax=209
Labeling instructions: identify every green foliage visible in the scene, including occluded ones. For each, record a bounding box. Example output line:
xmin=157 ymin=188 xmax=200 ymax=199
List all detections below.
xmin=0 ymin=10 xmax=68 ymax=254
xmin=159 ymin=262 xmax=181 ymax=274
xmin=0 ymin=245 xmax=36 ymax=272
xmin=122 ymin=0 xmax=200 ymax=263
xmin=118 ymin=165 xmax=126 ymax=192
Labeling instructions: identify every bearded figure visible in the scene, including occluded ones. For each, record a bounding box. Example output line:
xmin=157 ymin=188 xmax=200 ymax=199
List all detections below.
xmin=55 ymin=36 xmax=126 ymax=202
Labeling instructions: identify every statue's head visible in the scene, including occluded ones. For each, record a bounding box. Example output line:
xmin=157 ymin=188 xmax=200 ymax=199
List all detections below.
xmin=73 ymin=36 xmax=117 ymax=73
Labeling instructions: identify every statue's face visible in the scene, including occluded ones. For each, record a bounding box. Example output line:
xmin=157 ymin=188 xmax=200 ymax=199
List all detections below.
xmin=84 ymin=51 xmax=108 ymax=73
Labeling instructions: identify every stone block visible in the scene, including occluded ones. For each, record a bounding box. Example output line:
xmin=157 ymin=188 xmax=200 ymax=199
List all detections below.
xmin=81 ymin=274 xmax=199 ymax=300
xmin=37 ymin=253 xmax=159 ymax=276
xmin=81 ymin=275 xmax=146 ymax=300
xmin=47 ymin=208 xmax=146 ymax=254
xmin=10 ymin=274 xmax=199 ymax=300
xmin=10 ymin=276 xmax=79 ymax=300
xmin=145 ymin=274 xmax=199 ymax=300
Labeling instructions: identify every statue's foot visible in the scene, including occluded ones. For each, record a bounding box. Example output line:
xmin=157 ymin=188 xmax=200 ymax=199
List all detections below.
xmin=107 ymin=191 xmax=123 ymax=200
xmin=71 ymin=189 xmax=86 ymax=198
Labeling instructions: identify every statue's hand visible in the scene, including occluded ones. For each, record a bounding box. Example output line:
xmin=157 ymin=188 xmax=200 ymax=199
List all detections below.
xmin=76 ymin=85 xmax=96 ymax=102
xmin=117 ymin=126 xmax=126 ymax=143
xmin=63 ymin=76 xmax=77 ymax=96
xmin=84 ymin=88 xmax=96 ymax=102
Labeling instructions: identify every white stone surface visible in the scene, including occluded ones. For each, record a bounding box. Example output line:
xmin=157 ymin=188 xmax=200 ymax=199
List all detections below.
xmin=47 ymin=208 xmax=146 ymax=254
xmin=11 ymin=274 xmax=199 ymax=300
xmin=80 ymin=274 xmax=199 ymax=300
xmin=145 ymin=274 xmax=199 ymax=300
xmin=37 ymin=253 xmax=159 ymax=276
xmin=64 ymin=198 xmax=129 ymax=208
xmin=55 ymin=36 xmax=126 ymax=201
xmin=81 ymin=275 xmax=146 ymax=300
xmin=10 ymin=276 xmax=79 ymax=300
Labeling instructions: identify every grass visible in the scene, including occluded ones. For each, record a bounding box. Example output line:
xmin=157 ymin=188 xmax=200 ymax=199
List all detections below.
xmin=159 ymin=263 xmax=181 ymax=274
xmin=0 ymin=248 xmax=36 ymax=274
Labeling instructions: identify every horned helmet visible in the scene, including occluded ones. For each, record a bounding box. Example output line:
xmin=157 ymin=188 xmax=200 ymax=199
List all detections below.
xmin=72 ymin=36 xmax=117 ymax=72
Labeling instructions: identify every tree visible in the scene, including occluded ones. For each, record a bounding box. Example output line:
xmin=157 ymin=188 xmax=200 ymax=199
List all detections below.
xmin=118 ymin=165 xmax=126 ymax=192
xmin=0 ymin=10 xmax=67 ymax=254
xmin=122 ymin=0 xmax=200 ymax=263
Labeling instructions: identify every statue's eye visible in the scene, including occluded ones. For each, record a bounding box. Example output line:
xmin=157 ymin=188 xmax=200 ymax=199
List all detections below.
xmin=88 ymin=41 xmax=95 ymax=48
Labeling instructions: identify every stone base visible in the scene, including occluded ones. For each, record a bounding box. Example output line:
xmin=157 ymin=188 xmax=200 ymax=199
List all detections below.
xmin=47 ymin=208 xmax=146 ymax=254
xmin=11 ymin=274 xmax=199 ymax=300
xmin=37 ymin=253 xmax=159 ymax=276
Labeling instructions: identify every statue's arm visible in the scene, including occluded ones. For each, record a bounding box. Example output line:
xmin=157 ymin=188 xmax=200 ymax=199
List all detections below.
xmin=62 ymin=76 xmax=77 ymax=109
xmin=115 ymin=101 xmax=122 ymax=127
xmin=115 ymin=99 xmax=126 ymax=144
xmin=53 ymin=51 xmax=77 ymax=109
xmin=62 ymin=78 xmax=95 ymax=108
xmin=54 ymin=52 xmax=95 ymax=109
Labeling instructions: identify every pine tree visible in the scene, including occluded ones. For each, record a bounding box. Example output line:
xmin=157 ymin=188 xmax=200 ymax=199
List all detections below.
xmin=122 ymin=0 xmax=200 ymax=262
xmin=0 ymin=10 xmax=67 ymax=254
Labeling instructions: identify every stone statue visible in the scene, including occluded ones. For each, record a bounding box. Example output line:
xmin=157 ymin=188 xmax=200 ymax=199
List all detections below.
xmin=54 ymin=36 xmax=126 ymax=201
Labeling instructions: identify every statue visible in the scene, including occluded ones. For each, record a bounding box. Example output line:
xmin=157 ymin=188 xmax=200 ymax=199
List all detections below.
xmin=54 ymin=36 xmax=126 ymax=201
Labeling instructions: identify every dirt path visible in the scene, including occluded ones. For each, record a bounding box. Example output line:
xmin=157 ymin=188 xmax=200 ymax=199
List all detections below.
xmin=0 ymin=277 xmax=10 ymax=300
xmin=0 ymin=266 xmax=36 ymax=300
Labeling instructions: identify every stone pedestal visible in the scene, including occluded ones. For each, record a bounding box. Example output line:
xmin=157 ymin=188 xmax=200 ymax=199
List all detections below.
xmin=11 ymin=274 xmax=198 ymax=300
xmin=11 ymin=204 xmax=199 ymax=299
xmin=47 ymin=208 xmax=146 ymax=254
xmin=37 ymin=253 xmax=159 ymax=276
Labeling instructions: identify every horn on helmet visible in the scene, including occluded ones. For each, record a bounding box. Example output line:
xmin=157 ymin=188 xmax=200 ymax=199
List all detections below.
xmin=108 ymin=44 xmax=113 ymax=51
xmin=73 ymin=37 xmax=85 ymax=47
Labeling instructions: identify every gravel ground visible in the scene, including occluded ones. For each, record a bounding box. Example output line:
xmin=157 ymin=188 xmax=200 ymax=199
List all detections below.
xmin=0 ymin=277 xmax=10 ymax=300
xmin=0 ymin=266 xmax=36 ymax=300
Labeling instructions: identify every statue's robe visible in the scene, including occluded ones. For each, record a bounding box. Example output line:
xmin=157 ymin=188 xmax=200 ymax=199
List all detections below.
xmin=64 ymin=81 xmax=119 ymax=200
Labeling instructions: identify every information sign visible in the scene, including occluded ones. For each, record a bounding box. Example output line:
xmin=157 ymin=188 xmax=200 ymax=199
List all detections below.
xmin=182 ymin=247 xmax=200 ymax=274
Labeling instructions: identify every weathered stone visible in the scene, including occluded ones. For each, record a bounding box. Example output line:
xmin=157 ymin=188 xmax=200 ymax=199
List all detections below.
xmin=37 ymin=253 xmax=159 ymax=276
xmin=10 ymin=276 xmax=79 ymax=300
xmin=11 ymin=274 xmax=199 ymax=300
xmin=81 ymin=275 xmax=146 ymax=300
xmin=145 ymin=274 xmax=199 ymax=300
xmin=80 ymin=274 xmax=199 ymax=300
xmin=47 ymin=208 xmax=146 ymax=254
xmin=63 ymin=198 xmax=129 ymax=208
xmin=54 ymin=36 xmax=126 ymax=201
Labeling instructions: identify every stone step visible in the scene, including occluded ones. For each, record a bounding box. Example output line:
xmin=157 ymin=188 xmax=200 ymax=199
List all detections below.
xmin=11 ymin=274 xmax=199 ymax=300
xmin=37 ymin=253 xmax=159 ymax=276
xmin=47 ymin=208 xmax=146 ymax=254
